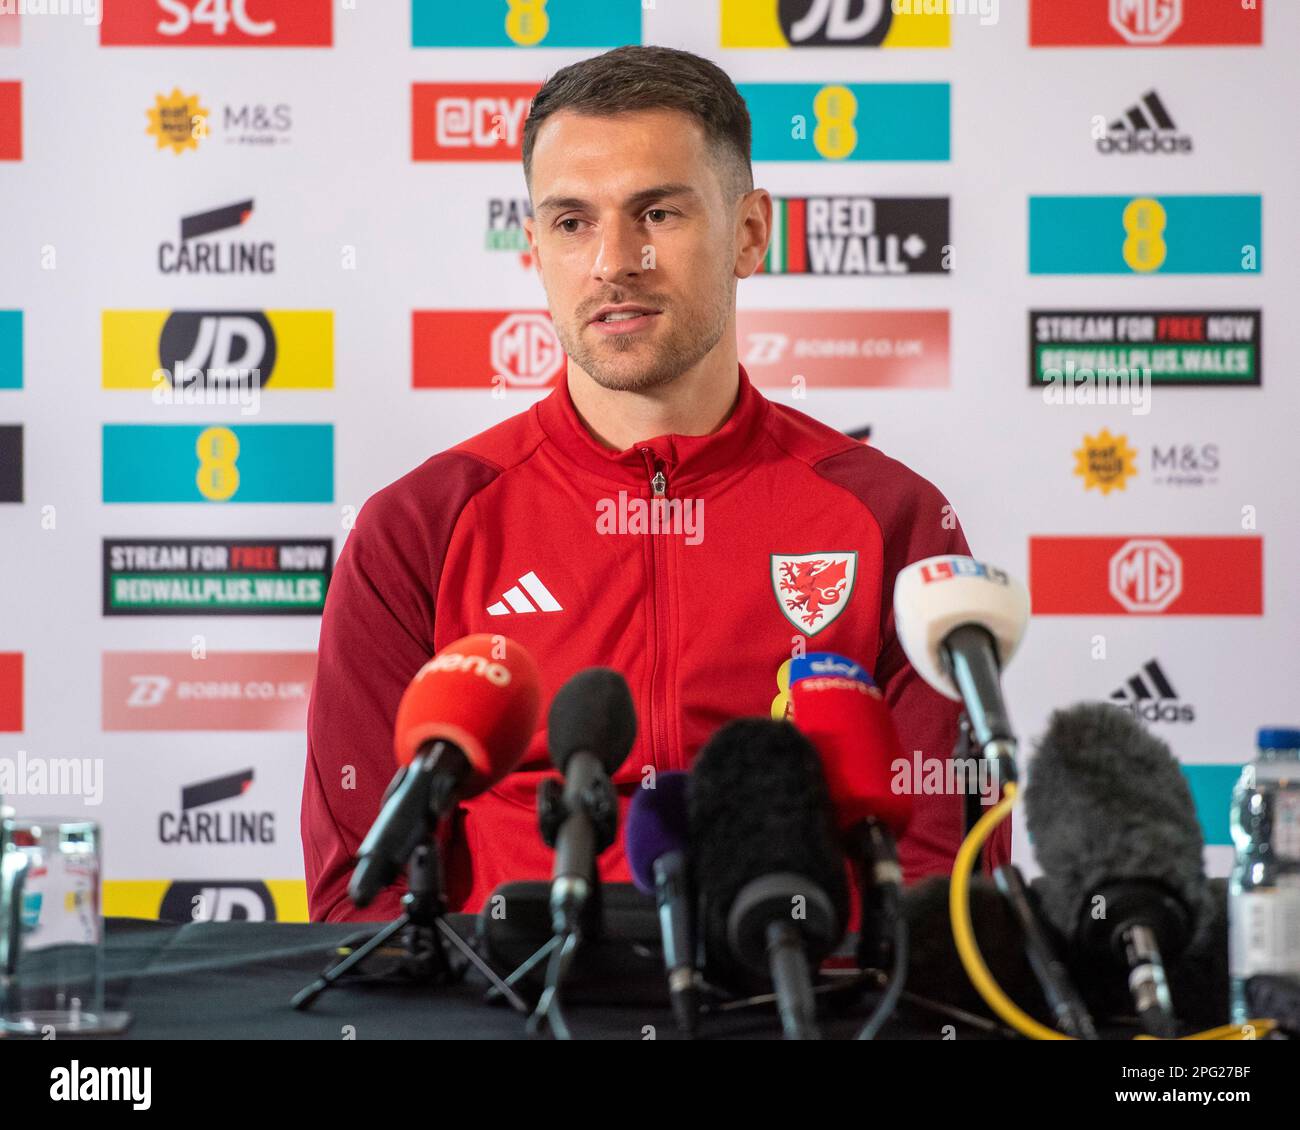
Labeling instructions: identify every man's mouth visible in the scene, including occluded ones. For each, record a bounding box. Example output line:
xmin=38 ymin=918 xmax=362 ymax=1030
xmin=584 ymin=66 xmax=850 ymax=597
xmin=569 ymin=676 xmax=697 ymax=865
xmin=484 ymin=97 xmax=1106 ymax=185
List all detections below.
xmin=589 ymin=305 xmax=662 ymax=335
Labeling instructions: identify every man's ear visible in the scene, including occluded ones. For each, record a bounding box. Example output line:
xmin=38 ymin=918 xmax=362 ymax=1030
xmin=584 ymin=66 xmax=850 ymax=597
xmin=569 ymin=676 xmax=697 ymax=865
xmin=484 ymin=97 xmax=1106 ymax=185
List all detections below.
xmin=734 ymin=189 xmax=772 ymax=280
xmin=523 ymin=213 xmax=543 ymax=277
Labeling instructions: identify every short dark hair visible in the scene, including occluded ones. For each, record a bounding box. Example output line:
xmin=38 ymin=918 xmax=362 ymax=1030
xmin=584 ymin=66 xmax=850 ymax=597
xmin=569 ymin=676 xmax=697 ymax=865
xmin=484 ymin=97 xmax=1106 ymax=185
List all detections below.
xmin=522 ymin=45 xmax=753 ymax=199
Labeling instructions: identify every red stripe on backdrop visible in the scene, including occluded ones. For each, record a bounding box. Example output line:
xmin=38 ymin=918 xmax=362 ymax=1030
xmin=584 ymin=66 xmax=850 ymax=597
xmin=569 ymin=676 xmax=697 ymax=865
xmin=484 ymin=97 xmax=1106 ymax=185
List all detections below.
xmin=1029 ymin=0 xmax=1262 ymax=46
xmin=1029 ymin=536 xmax=1263 ymax=615
xmin=787 ymin=197 xmax=807 ymax=274
xmin=99 ymin=0 xmax=333 ymax=46
xmin=0 ymin=653 xmax=22 ymax=731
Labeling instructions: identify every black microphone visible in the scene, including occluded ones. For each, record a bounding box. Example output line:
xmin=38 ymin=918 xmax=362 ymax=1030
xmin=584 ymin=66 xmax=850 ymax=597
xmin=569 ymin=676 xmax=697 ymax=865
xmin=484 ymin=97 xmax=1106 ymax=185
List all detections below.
xmin=689 ymin=718 xmax=849 ymax=1040
xmin=626 ymin=771 xmax=697 ymax=1035
xmin=1025 ymin=702 xmax=1210 ymax=1038
xmin=542 ymin=668 xmax=637 ymax=938
xmin=350 ymin=755 xmax=446 ymax=908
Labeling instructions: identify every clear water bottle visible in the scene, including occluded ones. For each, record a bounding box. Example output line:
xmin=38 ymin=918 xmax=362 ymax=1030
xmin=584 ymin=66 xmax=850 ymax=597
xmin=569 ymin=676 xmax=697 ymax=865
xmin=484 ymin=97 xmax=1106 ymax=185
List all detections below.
xmin=1229 ymin=727 xmax=1300 ymax=1025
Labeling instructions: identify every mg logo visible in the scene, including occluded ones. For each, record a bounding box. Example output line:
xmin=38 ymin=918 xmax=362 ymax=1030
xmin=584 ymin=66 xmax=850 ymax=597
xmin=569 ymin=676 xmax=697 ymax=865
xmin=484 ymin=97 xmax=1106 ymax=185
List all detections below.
xmin=1108 ymin=538 xmax=1183 ymax=612
xmin=490 ymin=313 xmax=563 ymax=388
xmin=1109 ymin=0 xmax=1183 ymax=45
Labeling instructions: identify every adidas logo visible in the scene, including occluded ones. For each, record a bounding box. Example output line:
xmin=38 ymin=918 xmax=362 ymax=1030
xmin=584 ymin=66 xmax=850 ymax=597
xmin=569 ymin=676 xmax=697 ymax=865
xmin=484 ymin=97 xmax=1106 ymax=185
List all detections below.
xmin=486 ymin=571 xmax=563 ymax=617
xmin=1109 ymin=658 xmax=1195 ymax=724
xmin=1097 ymin=90 xmax=1192 ymax=155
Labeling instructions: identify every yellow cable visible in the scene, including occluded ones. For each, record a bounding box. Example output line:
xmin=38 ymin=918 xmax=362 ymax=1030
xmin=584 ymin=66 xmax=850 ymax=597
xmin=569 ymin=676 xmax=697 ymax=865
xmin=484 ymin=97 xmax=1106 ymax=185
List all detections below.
xmin=947 ymin=780 xmax=1278 ymax=1042
xmin=949 ymin=782 xmax=1071 ymax=1039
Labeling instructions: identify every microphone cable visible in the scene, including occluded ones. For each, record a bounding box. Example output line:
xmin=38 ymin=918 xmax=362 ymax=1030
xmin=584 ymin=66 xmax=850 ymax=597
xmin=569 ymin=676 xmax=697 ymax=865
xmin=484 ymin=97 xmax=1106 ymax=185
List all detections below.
xmin=855 ymin=912 xmax=909 ymax=1040
xmin=947 ymin=782 xmax=1278 ymax=1041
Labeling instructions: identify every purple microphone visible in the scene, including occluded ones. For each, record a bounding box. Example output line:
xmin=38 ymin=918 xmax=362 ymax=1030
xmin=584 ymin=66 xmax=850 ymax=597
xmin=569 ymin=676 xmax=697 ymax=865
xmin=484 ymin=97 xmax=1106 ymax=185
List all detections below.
xmin=625 ymin=771 xmax=697 ymax=1035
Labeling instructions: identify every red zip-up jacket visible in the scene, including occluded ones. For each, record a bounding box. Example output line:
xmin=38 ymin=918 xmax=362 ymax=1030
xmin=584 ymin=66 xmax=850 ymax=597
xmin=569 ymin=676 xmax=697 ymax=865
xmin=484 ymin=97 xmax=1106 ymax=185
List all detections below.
xmin=303 ymin=366 xmax=1011 ymax=921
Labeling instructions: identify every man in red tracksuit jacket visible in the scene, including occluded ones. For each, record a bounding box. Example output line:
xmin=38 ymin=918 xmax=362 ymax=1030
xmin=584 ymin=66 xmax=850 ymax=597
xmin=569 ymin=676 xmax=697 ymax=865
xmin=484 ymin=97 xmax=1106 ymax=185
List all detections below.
xmin=303 ymin=46 xmax=1010 ymax=922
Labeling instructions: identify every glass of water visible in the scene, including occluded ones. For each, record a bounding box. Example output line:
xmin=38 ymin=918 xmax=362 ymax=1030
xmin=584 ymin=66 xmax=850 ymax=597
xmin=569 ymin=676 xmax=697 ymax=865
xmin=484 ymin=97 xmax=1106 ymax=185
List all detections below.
xmin=1 ymin=816 xmax=107 ymax=1035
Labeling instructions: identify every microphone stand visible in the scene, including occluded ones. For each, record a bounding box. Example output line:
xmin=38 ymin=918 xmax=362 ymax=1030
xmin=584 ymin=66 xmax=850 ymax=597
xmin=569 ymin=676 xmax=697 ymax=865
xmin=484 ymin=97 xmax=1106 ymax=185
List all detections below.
xmin=290 ymin=839 xmax=529 ymax=1014
xmin=515 ymin=773 xmax=615 ymax=1037
xmin=953 ymin=714 xmax=987 ymax=864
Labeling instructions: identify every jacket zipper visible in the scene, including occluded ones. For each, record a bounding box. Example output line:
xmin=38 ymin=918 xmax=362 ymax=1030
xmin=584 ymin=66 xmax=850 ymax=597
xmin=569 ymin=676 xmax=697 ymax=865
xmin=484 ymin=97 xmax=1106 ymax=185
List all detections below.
xmin=640 ymin=448 xmax=671 ymax=772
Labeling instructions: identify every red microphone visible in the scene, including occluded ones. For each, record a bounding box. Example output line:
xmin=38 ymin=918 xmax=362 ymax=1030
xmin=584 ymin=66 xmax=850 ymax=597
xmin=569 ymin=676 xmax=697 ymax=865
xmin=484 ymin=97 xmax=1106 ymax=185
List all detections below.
xmin=393 ymin=633 xmax=541 ymax=788
xmin=351 ymin=634 xmax=540 ymax=907
xmin=788 ymin=653 xmax=908 ymax=972
xmin=788 ymin=655 xmax=911 ymax=838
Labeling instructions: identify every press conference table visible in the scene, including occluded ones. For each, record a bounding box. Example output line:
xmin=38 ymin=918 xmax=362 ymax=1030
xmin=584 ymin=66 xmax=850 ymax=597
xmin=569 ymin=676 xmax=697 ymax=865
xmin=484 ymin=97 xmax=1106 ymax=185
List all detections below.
xmin=86 ymin=916 xmax=996 ymax=1041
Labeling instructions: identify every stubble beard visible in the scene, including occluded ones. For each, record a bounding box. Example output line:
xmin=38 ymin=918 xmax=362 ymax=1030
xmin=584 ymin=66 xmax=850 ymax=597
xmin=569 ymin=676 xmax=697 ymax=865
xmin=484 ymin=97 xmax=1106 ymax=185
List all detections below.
xmin=553 ymin=273 xmax=735 ymax=394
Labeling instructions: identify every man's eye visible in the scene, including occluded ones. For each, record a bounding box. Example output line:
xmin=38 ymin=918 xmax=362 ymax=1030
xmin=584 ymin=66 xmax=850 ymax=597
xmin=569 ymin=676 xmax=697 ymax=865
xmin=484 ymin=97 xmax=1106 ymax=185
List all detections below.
xmin=557 ymin=218 xmax=583 ymax=233
xmin=645 ymin=209 xmax=670 ymax=223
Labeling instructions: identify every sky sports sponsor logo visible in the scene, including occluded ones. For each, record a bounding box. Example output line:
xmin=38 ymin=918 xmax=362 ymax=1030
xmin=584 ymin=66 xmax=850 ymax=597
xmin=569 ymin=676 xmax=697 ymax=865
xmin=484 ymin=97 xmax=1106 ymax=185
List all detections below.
xmin=721 ymin=0 xmax=955 ymax=47
xmin=738 ymin=309 xmax=949 ymax=388
xmin=103 ymin=538 xmax=332 ymax=616
xmin=0 ymin=80 xmax=19 ymax=159
xmin=761 ymin=196 xmax=949 ymax=275
xmin=1029 ymin=195 xmax=1261 ymax=275
xmin=102 ymin=651 xmax=315 ymax=730
xmin=0 ymin=651 xmax=21 ymax=730
xmin=0 ymin=308 xmax=20 ymax=387
xmin=102 ymin=309 xmax=334 ymax=394
xmin=0 ymin=422 xmax=21 ymax=502
xmin=1029 ymin=536 xmax=1262 ymax=615
xmin=740 ymin=82 xmax=949 ymax=161
xmin=102 ymin=423 xmax=332 ymax=503
xmin=412 ymin=0 xmax=641 ymax=47
xmin=100 ymin=0 xmax=332 ymax=46
xmin=159 ymin=768 xmax=274 ymax=845
xmin=1029 ymin=0 xmax=1262 ymax=47
xmin=412 ymin=82 xmax=537 ymax=162
xmin=1030 ymin=309 xmax=1260 ymax=386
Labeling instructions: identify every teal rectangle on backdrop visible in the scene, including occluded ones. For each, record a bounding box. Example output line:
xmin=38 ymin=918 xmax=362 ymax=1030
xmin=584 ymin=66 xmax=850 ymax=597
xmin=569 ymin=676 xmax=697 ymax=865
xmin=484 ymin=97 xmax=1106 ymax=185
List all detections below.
xmin=411 ymin=0 xmax=642 ymax=47
xmin=103 ymin=424 xmax=333 ymax=503
xmin=741 ymin=82 xmax=950 ymax=161
xmin=0 ymin=311 xmax=21 ymax=389
xmin=1029 ymin=195 xmax=1261 ymax=274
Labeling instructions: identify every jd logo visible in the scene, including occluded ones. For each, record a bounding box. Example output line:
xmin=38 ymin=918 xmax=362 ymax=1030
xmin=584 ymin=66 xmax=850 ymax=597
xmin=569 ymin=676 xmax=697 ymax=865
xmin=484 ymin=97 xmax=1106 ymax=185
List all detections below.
xmin=780 ymin=0 xmax=892 ymax=46
xmin=159 ymin=311 xmax=277 ymax=388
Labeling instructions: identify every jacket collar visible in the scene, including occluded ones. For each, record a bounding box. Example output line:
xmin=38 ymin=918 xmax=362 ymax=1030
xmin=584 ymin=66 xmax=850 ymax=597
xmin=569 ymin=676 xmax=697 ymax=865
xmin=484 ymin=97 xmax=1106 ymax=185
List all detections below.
xmin=535 ymin=364 xmax=768 ymax=491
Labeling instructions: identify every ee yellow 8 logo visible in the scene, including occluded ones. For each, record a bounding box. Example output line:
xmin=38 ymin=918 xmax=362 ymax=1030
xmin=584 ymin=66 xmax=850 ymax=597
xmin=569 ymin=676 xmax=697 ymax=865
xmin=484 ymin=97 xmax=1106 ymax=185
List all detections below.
xmin=195 ymin=426 xmax=241 ymax=502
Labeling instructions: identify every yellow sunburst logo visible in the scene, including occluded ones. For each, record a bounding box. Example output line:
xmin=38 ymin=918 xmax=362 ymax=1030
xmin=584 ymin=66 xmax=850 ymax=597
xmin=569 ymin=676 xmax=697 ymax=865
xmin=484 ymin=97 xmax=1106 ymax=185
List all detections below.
xmin=1074 ymin=428 xmax=1138 ymax=494
xmin=146 ymin=89 xmax=209 ymax=155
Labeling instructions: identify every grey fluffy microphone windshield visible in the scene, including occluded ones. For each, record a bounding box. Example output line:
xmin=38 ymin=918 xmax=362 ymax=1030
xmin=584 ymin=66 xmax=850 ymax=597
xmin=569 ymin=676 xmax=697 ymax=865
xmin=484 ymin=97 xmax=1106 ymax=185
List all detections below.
xmin=1024 ymin=702 xmax=1209 ymax=1035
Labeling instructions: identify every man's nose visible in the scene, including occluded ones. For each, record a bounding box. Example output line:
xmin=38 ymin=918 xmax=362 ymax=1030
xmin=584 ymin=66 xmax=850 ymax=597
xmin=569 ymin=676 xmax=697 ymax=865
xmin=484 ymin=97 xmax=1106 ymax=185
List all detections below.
xmin=591 ymin=215 xmax=644 ymax=285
